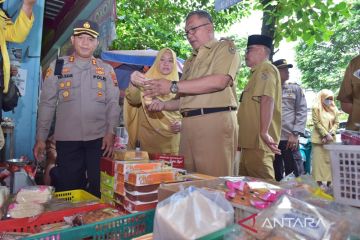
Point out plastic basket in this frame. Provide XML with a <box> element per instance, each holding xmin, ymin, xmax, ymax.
<box><xmin>0</xmin><ymin>189</ymin><xmax>102</xmax><ymax>233</ymax></box>
<box><xmin>54</xmin><ymin>189</ymin><xmax>99</xmax><ymax>203</ymax></box>
<box><xmin>197</xmin><ymin>224</ymin><xmax>244</xmax><ymax>240</ymax></box>
<box><xmin>325</xmin><ymin>144</ymin><xmax>360</xmax><ymax>207</ymax></box>
<box><xmin>23</xmin><ymin>209</ymin><xmax>155</xmax><ymax>240</ymax></box>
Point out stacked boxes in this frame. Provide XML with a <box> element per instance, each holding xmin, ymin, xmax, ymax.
<box><xmin>100</xmin><ymin>156</ymin><xmax>186</xmax><ymax>213</ymax></box>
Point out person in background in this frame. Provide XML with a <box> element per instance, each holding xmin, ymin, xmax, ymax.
<box><xmin>272</xmin><ymin>59</ymin><xmax>307</xmax><ymax>181</ymax></box>
<box><xmin>237</xmin><ymin>35</ymin><xmax>282</xmax><ymax>181</ymax></box>
<box><xmin>0</xmin><ymin>0</ymin><xmax>36</xmax><ymax>119</ymax></box>
<box><xmin>311</xmin><ymin>89</ymin><xmax>339</xmax><ymax>188</ymax></box>
<box><xmin>33</xmin><ymin>20</ymin><xmax>120</xmax><ymax>197</ymax></box>
<box><xmin>144</xmin><ymin>10</ymin><xmax>240</xmax><ymax>177</ymax></box>
<box><xmin>125</xmin><ymin>48</ymin><xmax>182</xmax><ymax>154</ymax></box>
<box><xmin>337</xmin><ymin>54</ymin><xmax>360</xmax><ymax>131</ymax></box>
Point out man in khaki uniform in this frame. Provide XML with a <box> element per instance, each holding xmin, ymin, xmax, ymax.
<box><xmin>337</xmin><ymin>55</ymin><xmax>360</xmax><ymax>131</ymax></box>
<box><xmin>144</xmin><ymin>10</ymin><xmax>240</xmax><ymax>177</ymax></box>
<box><xmin>237</xmin><ymin>35</ymin><xmax>281</xmax><ymax>180</ymax></box>
<box><xmin>33</xmin><ymin>20</ymin><xmax>120</xmax><ymax>197</ymax></box>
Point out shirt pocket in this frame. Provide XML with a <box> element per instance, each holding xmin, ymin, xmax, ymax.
<box><xmin>58</xmin><ymin>79</ymin><xmax>79</xmax><ymax>102</ymax></box>
<box><xmin>91</xmin><ymin>78</ymin><xmax>107</xmax><ymax>103</ymax></box>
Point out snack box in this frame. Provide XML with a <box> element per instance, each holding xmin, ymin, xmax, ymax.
<box><xmin>149</xmin><ymin>153</ymin><xmax>185</xmax><ymax>169</ymax></box>
<box><xmin>128</xmin><ymin>169</ymin><xmax>186</xmax><ymax>186</ymax></box>
<box><xmin>126</xmin><ymin>191</ymin><xmax>158</xmax><ymax>203</ymax></box>
<box><xmin>101</xmin><ymin>171</ymin><xmax>115</xmax><ymax>188</ymax></box>
<box><xmin>124</xmin><ymin>182</ymin><xmax>160</xmax><ymax>194</ymax></box>
<box><xmin>114</xmin><ymin>182</ymin><xmax>125</xmax><ymax>196</ymax></box>
<box><xmin>116</xmin><ymin>161</ymin><xmax>163</xmax><ymax>175</ymax></box>
<box><xmin>113</xmin><ymin>150</ymin><xmax>149</xmax><ymax>161</ymax></box>
<box><xmin>100</xmin><ymin>183</ymin><xmax>114</xmax><ymax>199</ymax></box>
<box><xmin>124</xmin><ymin>197</ymin><xmax>157</xmax><ymax>213</ymax></box>
<box><xmin>114</xmin><ymin>192</ymin><xmax>125</xmax><ymax>205</ymax></box>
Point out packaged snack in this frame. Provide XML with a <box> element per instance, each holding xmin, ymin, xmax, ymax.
<box><xmin>8</xmin><ymin>202</ymin><xmax>44</xmax><ymax>218</ymax></box>
<box><xmin>16</xmin><ymin>186</ymin><xmax>54</xmax><ymax>204</ymax></box>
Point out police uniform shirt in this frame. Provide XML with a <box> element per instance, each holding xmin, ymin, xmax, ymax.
<box><xmin>238</xmin><ymin>60</ymin><xmax>282</xmax><ymax>152</ymax></box>
<box><xmin>36</xmin><ymin>55</ymin><xmax>120</xmax><ymax>141</ymax></box>
<box><xmin>280</xmin><ymin>83</ymin><xmax>307</xmax><ymax>140</ymax></box>
<box><xmin>179</xmin><ymin>39</ymin><xmax>240</xmax><ymax>110</ymax></box>
<box><xmin>337</xmin><ymin>55</ymin><xmax>360</xmax><ymax>131</ymax></box>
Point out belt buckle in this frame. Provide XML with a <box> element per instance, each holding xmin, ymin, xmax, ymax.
<box><xmin>182</xmin><ymin>111</ymin><xmax>189</xmax><ymax>117</ymax></box>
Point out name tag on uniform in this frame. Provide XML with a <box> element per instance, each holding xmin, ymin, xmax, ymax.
<box><xmin>93</xmin><ymin>75</ymin><xmax>106</xmax><ymax>81</ymax></box>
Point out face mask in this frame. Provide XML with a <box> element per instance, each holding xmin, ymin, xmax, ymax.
<box><xmin>324</xmin><ymin>99</ymin><xmax>333</xmax><ymax>106</ymax></box>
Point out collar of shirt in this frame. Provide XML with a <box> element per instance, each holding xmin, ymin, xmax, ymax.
<box><xmin>191</xmin><ymin>39</ymin><xmax>218</xmax><ymax>56</ymax></box>
<box><xmin>250</xmin><ymin>60</ymin><xmax>272</xmax><ymax>73</ymax></box>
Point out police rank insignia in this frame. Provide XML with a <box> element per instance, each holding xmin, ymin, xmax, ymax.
<box><xmin>45</xmin><ymin>68</ymin><xmax>53</xmax><ymax>79</ymax></box>
<box><xmin>98</xmin><ymin>91</ymin><xmax>103</xmax><ymax>97</ymax></box>
<box><xmin>59</xmin><ymin>82</ymin><xmax>65</xmax><ymax>89</ymax></box>
<box><xmin>62</xmin><ymin>67</ymin><xmax>70</xmax><ymax>74</ymax></box>
<box><xmin>66</xmin><ymin>81</ymin><xmax>71</xmax><ymax>87</ymax></box>
<box><xmin>96</xmin><ymin>67</ymin><xmax>105</xmax><ymax>75</ymax></box>
<box><xmin>63</xmin><ymin>90</ymin><xmax>70</xmax><ymax>98</ymax></box>
<box><xmin>69</xmin><ymin>56</ymin><xmax>75</xmax><ymax>62</ymax></box>
<box><xmin>97</xmin><ymin>82</ymin><xmax>103</xmax><ymax>89</ymax></box>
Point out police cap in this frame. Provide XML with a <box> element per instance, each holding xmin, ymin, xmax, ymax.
<box><xmin>247</xmin><ymin>34</ymin><xmax>272</xmax><ymax>49</ymax></box>
<box><xmin>73</xmin><ymin>19</ymin><xmax>99</xmax><ymax>38</ymax></box>
<box><xmin>273</xmin><ymin>59</ymin><xmax>293</xmax><ymax>69</ymax></box>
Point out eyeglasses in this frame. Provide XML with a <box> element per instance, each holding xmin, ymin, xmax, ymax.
<box><xmin>184</xmin><ymin>23</ymin><xmax>211</xmax><ymax>37</ymax></box>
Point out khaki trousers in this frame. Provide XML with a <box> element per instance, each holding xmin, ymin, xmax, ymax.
<box><xmin>180</xmin><ymin>111</ymin><xmax>238</xmax><ymax>177</ymax></box>
<box><xmin>239</xmin><ymin>148</ymin><xmax>275</xmax><ymax>180</ymax></box>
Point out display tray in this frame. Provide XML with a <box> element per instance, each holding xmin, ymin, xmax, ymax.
<box><xmin>23</xmin><ymin>209</ymin><xmax>155</xmax><ymax>240</ymax></box>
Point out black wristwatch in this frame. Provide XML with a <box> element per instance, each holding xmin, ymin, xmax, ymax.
<box><xmin>292</xmin><ymin>131</ymin><xmax>300</xmax><ymax>137</ymax></box>
<box><xmin>170</xmin><ymin>81</ymin><xmax>178</xmax><ymax>94</ymax></box>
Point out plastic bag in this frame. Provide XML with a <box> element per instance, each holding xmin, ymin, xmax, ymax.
<box><xmin>153</xmin><ymin>186</ymin><xmax>234</xmax><ymax>240</ymax></box>
<box><xmin>249</xmin><ymin>195</ymin><xmax>350</xmax><ymax>240</ymax></box>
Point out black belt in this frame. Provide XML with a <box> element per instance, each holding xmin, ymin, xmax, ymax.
<box><xmin>181</xmin><ymin>106</ymin><xmax>237</xmax><ymax>118</ymax></box>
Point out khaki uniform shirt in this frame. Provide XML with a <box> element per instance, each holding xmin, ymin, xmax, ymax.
<box><xmin>337</xmin><ymin>55</ymin><xmax>360</xmax><ymax>131</ymax></box>
<box><xmin>36</xmin><ymin>55</ymin><xmax>120</xmax><ymax>141</ymax></box>
<box><xmin>281</xmin><ymin>83</ymin><xmax>307</xmax><ymax>140</ymax></box>
<box><xmin>180</xmin><ymin>39</ymin><xmax>240</xmax><ymax>110</ymax></box>
<box><xmin>238</xmin><ymin>60</ymin><xmax>282</xmax><ymax>152</ymax></box>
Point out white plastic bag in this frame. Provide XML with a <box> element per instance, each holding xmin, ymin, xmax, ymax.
<box><xmin>153</xmin><ymin>186</ymin><xmax>234</xmax><ymax>240</ymax></box>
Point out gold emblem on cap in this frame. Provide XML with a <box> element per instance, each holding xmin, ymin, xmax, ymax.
<box><xmin>83</xmin><ymin>22</ymin><xmax>91</xmax><ymax>29</ymax></box>
<box><xmin>63</xmin><ymin>90</ymin><xmax>70</xmax><ymax>98</ymax></box>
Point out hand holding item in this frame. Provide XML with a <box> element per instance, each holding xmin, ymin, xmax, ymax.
<box><xmin>144</xmin><ymin>79</ymin><xmax>171</xmax><ymax>98</ymax></box>
<box><xmin>130</xmin><ymin>71</ymin><xmax>147</xmax><ymax>88</ymax></box>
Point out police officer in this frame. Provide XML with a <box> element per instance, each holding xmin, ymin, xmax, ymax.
<box><xmin>272</xmin><ymin>59</ymin><xmax>307</xmax><ymax>181</ymax></box>
<box><xmin>33</xmin><ymin>20</ymin><xmax>120</xmax><ymax>197</ymax></box>
<box><xmin>237</xmin><ymin>35</ymin><xmax>282</xmax><ymax>180</ymax></box>
<box><xmin>143</xmin><ymin>10</ymin><xmax>240</xmax><ymax>177</ymax></box>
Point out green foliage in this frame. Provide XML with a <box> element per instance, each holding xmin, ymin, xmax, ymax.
<box><xmin>113</xmin><ymin>0</ymin><xmax>250</xmax><ymax>59</ymax></box>
<box><xmin>295</xmin><ymin>2</ymin><xmax>360</xmax><ymax>93</ymax></box>
<box><xmin>257</xmin><ymin>0</ymin><xmax>351</xmax><ymax>47</ymax></box>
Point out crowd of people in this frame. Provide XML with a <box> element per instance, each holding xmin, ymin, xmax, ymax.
<box><xmin>0</xmin><ymin>2</ymin><xmax>357</xmax><ymax>196</ymax></box>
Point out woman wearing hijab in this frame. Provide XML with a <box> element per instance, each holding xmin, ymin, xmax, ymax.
<box><xmin>311</xmin><ymin>89</ymin><xmax>339</xmax><ymax>187</ymax></box>
<box><xmin>124</xmin><ymin>48</ymin><xmax>181</xmax><ymax>154</ymax></box>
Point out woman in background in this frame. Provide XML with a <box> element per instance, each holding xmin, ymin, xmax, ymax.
<box><xmin>311</xmin><ymin>89</ymin><xmax>339</xmax><ymax>188</ymax></box>
<box><xmin>124</xmin><ymin>48</ymin><xmax>181</xmax><ymax>155</ymax></box>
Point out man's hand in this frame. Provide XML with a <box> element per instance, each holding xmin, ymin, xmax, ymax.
<box><xmin>130</xmin><ymin>71</ymin><xmax>147</xmax><ymax>88</ymax></box>
<box><xmin>102</xmin><ymin>133</ymin><xmax>114</xmax><ymax>157</ymax></box>
<box><xmin>33</xmin><ymin>140</ymin><xmax>46</xmax><ymax>162</ymax></box>
<box><xmin>261</xmin><ymin>132</ymin><xmax>281</xmax><ymax>155</ymax></box>
<box><xmin>144</xmin><ymin>79</ymin><xmax>171</xmax><ymax>97</ymax></box>
<box><xmin>286</xmin><ymin>133</ymin><xmax>299</xmax><ymax>151</ymax></box>
<box><xmin>146</xmin><ymin>98</ymin><xmax>165</xmax><ymax>112</ymax></box>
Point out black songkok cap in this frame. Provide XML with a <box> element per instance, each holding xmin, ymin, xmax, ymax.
<box><xmin>247</xmin><ymin>34</ymin><xmax>273</xmax><ymax>49</ymax></box>
<box><xmin>273</xmin><ymin>59</ymin><xmax>293</xmax><ymax>69</ymax></box>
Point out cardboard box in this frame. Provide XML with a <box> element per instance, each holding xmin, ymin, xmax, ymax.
<box><xmin>157</xmin><ymin>178</ymin><xmax>225</xmax><ymax>202</ymax></box>
<box><xmin>117</xmin><ymin>162</ymin><xmax>162</xmax><ymax>175</ymax></box>
<box><xmin>149</xmin><ymin>153</ymin><xmax>185</xmax><ymax>169</ymax></box>
<box><xmin>128</xmin><ymin>169</ymin><xmax>186</xmax><ymax>186</ymax></box>
<box><xmin>100</xmin><ymin>157</ymin><xmax>116</xmax><ymax>176</ymax></box>
<box><xmin>113</xmin><ymin>150</ymin><xmax>149</xmax><ymax>161</ymax></box>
